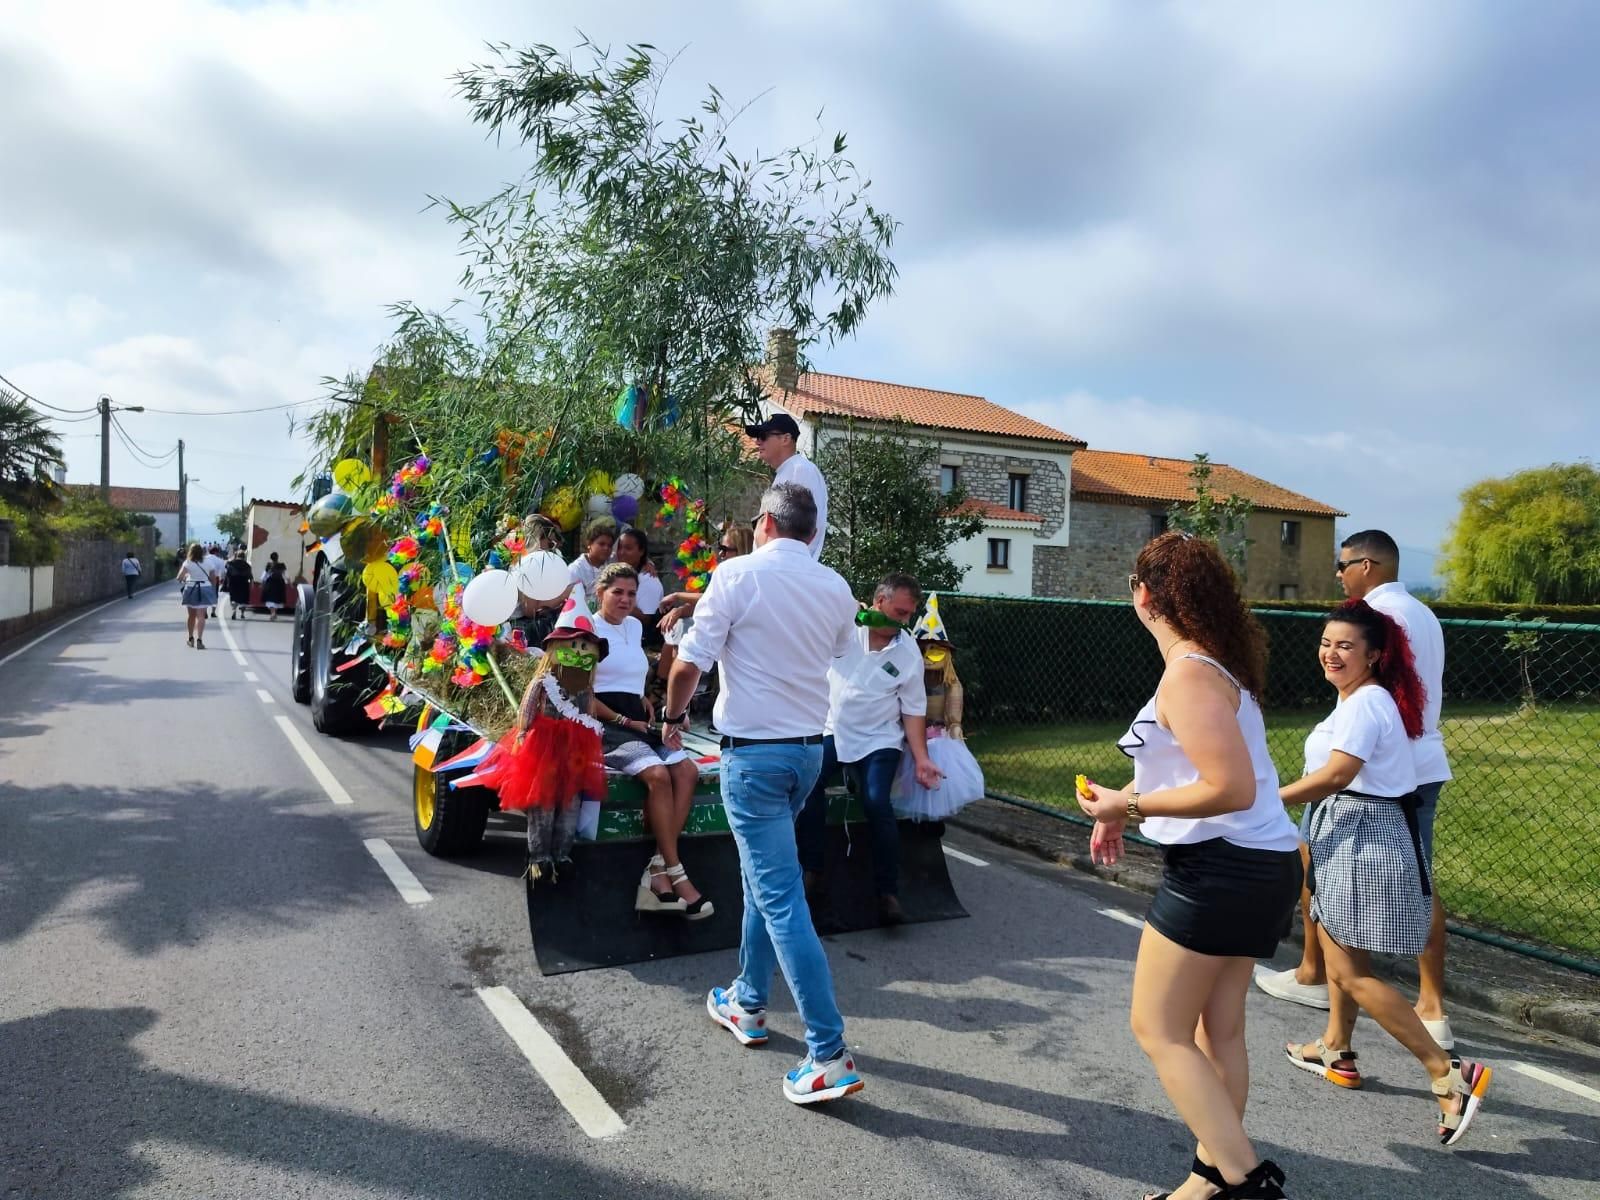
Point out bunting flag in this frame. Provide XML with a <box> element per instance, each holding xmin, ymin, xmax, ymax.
<box><xmin>415</xmin><ymin>703</ymin><xmax>434</xmax><ymax>734</ymax></box>
<box><xmin>411</xmin><ymin>725</ymin><xmax>445</xmax><ymax>770</ymax></box>
<box><xmin>407</xmin><ymin>711</ymin><xmax>452</xmax><ymax>751</ymax></box>
<box><xmin>337</xmin><ymin>645</ymin><xmax>376</xmax><ymax>672</ymax></box>
<box><xmin>434</xmin><ymin>737</ymin><xmax>492</xmax><ymax>774</ymax></box>
<box><xmin>450</xmin><ymin>744</ymin><xmax>507</xmax><ymax>790</ymax></box>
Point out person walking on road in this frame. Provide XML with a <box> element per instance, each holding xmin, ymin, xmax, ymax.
<box><xmin>663</xmin><ymin>481</ymin><xmax>864</xmax><ymax>1105</ymax></box>
<box><xmin>1257</xmin><ymin>530</ymin><xmax>1457</xmax><ymax>1048</ymax></box>
<box><xmin>260</xmin><ymin>553</ymin><xmax>288</xmax><ymax>620</ymax></box>
<box><xmin>745</xmin><ymin>411</ymin><xmax>828</xmax><ymax>559</ymax></box>
<box><xmin>1278</xmin><ymin>599</ymin><xmax>1491</xmax><ymax>1147</ymax></box>
<box><xmin>224</xmin><ymin>549</ymin><xmax>254</xmax><ymax>619</ymax></box>
<box><xmin>1076</xmin><ymin>532</ymin><xmax>1300</xmax><ymax>1200</ymax></box>
<box><xmin>202</xmin><ymin>544</ymin><xmax>227</xmax><ymax>618</ymax></box>
<box><xmin>120</xmin><ymin>549</ymin><xmax>141</xmax><ymax>599</ymax></box>
<box><xmin>177</xmin><ymin>543</ymin><xmax>216</xmax><ymax>649</ymax></box>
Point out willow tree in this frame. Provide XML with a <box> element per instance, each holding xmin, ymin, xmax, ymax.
<box><xmin>1439</xmin><ymin>462</ymin><xmax>1600</xmax><ymax>604</ymax></box>
<box><xmin>301</xmin><ymin>38</ymin><xmax>898</xmax><ymax>550</ymax></box>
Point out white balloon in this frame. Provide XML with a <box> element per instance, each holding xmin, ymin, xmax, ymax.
<box><xmin>613</xmin><ymin>472</ymin><xmax>645</xmax><ymax>499</ymax></box>
<box><xmin>460</xmin><ymin>569</ymin><xmax>520</xmax><ymax>628</ymax></box>
<box><xmin>516</xmin><ymin>550</ymin><xmax>571</xmax><ymax>602</ymax></box>
<box><xmin>585</xmin><ymin>492</ymin><xmax>612</xmax><ymax>517</ymax></box>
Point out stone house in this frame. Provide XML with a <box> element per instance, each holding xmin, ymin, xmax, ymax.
<box><xmin>1067</xmin><ymin>450</ymin><xmax>1345</xmax><ymax>602</ymax></box>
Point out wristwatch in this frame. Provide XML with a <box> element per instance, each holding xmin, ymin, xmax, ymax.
<box><xmin>1126</xmin><ymin>791</ymin><xmax>1143</xmax><ymax>822</ymax></box>
<box><xmin>662</xmin><ymin>710</ymin><xmax>688</xmax><ymax>728</ymax></box>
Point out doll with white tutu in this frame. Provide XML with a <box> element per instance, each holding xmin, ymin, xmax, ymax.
<box><xmin>892</xmin><ymin>594</ymin><xmax>985</xmax><ymax>819</ymax></box>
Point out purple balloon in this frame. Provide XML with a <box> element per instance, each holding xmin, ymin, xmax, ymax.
<box><xmin>611</xmin><ymin>493</ymin><xmax>639</xmax><ymax>523</ymax></box>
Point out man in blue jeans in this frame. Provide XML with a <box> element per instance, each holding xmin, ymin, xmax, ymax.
<box><xmin>797</xmin><ymin>573</ymin><xmax>943</xmax><ymax>925</ymax></box>
<box><xmin>664</xmin><ymin>481</ymin><xmax>864</xmax><ymax>1105</ymax></box>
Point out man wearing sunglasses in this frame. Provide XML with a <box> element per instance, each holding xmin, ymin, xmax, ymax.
<box><xmin>745</xmin><ymin>411</ymin><xmax>828</xmax><ymax>559</ymax></box>
<box><xmin>1258</xmin><ymin>529</ymin><xmax>1456</xmax><ymax>1051</ymax></box>
<box><xmin>664</xmin><ymin>481</ymin><xmax>864</xmax><ymax>1105</ymax></box>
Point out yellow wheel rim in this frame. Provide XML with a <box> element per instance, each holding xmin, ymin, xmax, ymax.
<box><xmin>414</xmin><ymin>767</ymin><xmax>436</xmax><ymax>831</ymax></box>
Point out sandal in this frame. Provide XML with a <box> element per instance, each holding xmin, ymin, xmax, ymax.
<box><xmin>1285</xmin><ymin>1038</ymin><xmax>1362</xmax><ymax>1088</ymax></box>
<box><xmin>1143</xmin><ymin>1155</ymin><xmax>1226</xmax><ymax>1199</ymax></box>
<box><xmin>187</xmin><ymin>635</ymin><xmax>194</xmax><ymax>647</ymax></box>
<box><xmin>1217</xmin><ymin>1161</ymin><xmax>1288</xmax><ymax>1198</ymax></box>
<box><xmin>635</xmin><ymin>855</ymin><xmax>684</xmax><ymax>914</ymax></box>
<box><xmin>665</xmin><ymin>862</ymin><xmax>714</xmax><ymax>920</ymax></box>
<box><xmin>1433</xmin><ymin>1057</ymin><xmax>1492</xmax><ymax>1146</ymax></box>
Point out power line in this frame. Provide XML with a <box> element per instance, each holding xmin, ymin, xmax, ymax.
<box><xmin>110</xmin><ymin>413</ymin><xmax>177</xmax><ymax>464</ymax></box>
<box><xmin>0</xmin><ymin>370</ymin><xmax>98</xmax><ymax>414</ymax></box>
<box><xmin>135</xmin><ymin>399</ymin><xmax>329</xmax><ymax>417</ymax></box>
<box><xmin>110</xmin><ymin>418</ymin><xmax>176</xmax><ymax>468</ymax></box>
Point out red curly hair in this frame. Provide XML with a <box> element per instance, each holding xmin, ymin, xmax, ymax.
<box><xmin>1134</xmin><ymin>532</ymin><xmax>1267</xmax><ymax>696</ymax></box>
<box><xmin>1325</xmin><ymin>599</ymin><xmax>1427</xmax><ymax>739</ymax></box>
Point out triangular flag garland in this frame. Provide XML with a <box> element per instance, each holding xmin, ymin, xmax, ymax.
<box><xmin>412</xmin><ymin>725</ymin><xmax>445</xmax><ymax>770</ymax></box>
<box><xmin>433</xmin><ymin>737</ymin><xmax>492</xmax><ymax>774</ymax></box>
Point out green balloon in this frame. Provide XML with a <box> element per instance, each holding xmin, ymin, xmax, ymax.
<box><xmin>307</xmin><ymin>492</ymin><xmax>355</xmax><ymax>538</ymax></box>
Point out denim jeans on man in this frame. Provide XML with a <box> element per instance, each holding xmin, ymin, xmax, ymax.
<box><xmin>795</xmin><ymin>736</ymin><xmax>839</xmax><ymax>879</ymax></box>
<box><xmin>723</xmin><ymin>741</ymin><xmax>846</xmax><ymax>1061</ymax></box>
<box><xmin>796</xmin><ymin>736</ymin><xmax>902</xmax><ymax>897</ymax></box>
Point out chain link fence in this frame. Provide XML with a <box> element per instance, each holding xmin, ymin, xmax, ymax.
<box><xmin>939</xmin><ymin>593</ymin><xmax>1600</xmax><ymax>971</ymax></box>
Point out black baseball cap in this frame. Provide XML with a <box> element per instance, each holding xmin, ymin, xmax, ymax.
<box><xmin>744</xmin><ymin>412</ymin><xmax>801</xmax><ymax>440</ymax></box>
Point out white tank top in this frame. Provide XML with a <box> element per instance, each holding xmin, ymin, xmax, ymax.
<box><xmin>1118</xmin><ymin>653</ymin><xmax>1300</xmax><ymax>852</ymax></box>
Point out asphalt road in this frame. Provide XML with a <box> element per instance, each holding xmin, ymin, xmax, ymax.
<box><xmin>3</xmin><ymin>589</ymin><xmax>1599</xmax><ymax>1200</ymax></box>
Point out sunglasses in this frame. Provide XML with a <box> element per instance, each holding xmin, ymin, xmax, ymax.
<box><xmin>750</xmin><ymin>512</ymin><xmax>770</xmax><ymax>530</ymax></box>
<box><xmin>715</xmin><ymin>544</ymin><xmax>734</xmax><ymax>556</ymax></box>
<box><xmin>1335</xmin><ymin>557</ymin><xmax>1375</xmax><ymax>574</ymax></box>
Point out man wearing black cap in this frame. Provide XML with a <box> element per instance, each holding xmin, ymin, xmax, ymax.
<box><xmin>744</xmin><ymin>411</ymin><xmax>828</xmax><ymax>559</ymax></box>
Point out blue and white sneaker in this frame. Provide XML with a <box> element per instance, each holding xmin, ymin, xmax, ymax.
<box><xmin>782</xmin><ymin>1048</ymin><xmax>865</xmax><ymax>1105</ymax></box>
<box><xmin>706</xmin><ymin>986</ymin><xmax>768</xmax><ymax>1046</ymax></box>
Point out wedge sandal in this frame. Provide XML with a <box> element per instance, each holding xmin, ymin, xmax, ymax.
<box><xmin>665</xmin><ymin>861</ymin><xmax>714</xmax><ymax>920</ymax></box>
<box><xmin>1434</xmin><ymin>1056</ymin><xmax>1492</xmax><ymax>1146</ymax></box>
<box><xmin>1143</xmin><ymin>1155</ymin><xmax>1225</xmax><ymax>1199</ymax></box>
<box><xmin>1285</xmin><ymin>1038</ymin><xmax>1362</xmax><ymax>1088</ymax></box>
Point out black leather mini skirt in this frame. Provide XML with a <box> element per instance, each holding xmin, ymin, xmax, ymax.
<box><xmin>1146</xmin><ymin>837</ymin><xmax>1303</xmax><ymax>959</ymax></box>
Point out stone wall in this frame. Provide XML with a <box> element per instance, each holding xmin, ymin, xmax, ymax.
<box><xmin>1050</xmin><ymin>500</ymin><xmax>1153</xmax><ymax>598</ymax></box>
<box><xmin>946</xmin><ymin>449</ymin><xmax>1066</xmax><ymax>536</ymax></box>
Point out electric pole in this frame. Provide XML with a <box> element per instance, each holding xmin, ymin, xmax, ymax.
<box><xmin>178</xmin><ymin>439</ymin><xmax>187</xmax><ymax>548</ymax></box>
<box><xmin>99</xmin><ymin>396</ymin><xmax>111</xmax><ymax>501</ymax></box>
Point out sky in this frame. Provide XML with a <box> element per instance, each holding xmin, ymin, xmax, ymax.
<box><xmin>4</xmin><ymin>1</ymin><xmax>1597</xmax><ymax>580</ymax></box>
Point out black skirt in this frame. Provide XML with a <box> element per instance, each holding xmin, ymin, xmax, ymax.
<box><xmin>1146</xmin><ymin>837</ymin><xmax>1303</xmax><ymax>959</ymax></box>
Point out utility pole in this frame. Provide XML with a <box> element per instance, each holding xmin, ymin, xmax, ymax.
<box><xmin>178</xmin><ymin>439</ymin><xmax>187</xmax><ymax>548</ymax></box>
<box><xmin>98</xmin><ymin>396</ymin><xmax>111</xmax><ymax>501</ymax></box>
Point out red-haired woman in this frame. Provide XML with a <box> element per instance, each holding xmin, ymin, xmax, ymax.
<box><xmin>1280</xmin><ymin>600</ymin><xmax>1491</xmax><ymax>1146</ymax></box>
<box><xmin>1078</xmin><ymin>532</ymin><xmax>1298</xmax><ymax>1200</ymax></box>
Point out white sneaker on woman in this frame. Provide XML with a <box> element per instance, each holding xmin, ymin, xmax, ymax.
<box><xmin>1254</xmin><ymin>966</ymin><xmax>1331</xmax><ymax>1009</ymax></box>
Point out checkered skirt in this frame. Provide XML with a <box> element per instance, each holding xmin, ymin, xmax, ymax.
<box><xmin>1307</xmin><ymin>792</ymin><xmax>1432</xmax><ymax>956</ymax></box>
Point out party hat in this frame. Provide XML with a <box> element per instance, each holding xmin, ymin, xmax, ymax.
<box><xmin>911</xmin><ymin>593</ymin><xmax>954</xmax><ymax>648</ymax></box>
<box><xmin>542</xmin><ymin>583</ymin><xmax>608</xmax><ymax>659</ymax></box>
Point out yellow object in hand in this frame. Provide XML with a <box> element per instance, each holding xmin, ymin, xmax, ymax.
<box><xmin>1075</xmin><ymin>773</ymin><xmax>1093</xmax><ymax>799</ymax></box>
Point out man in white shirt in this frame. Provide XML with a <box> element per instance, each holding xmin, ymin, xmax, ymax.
<box><xmin>120</xmin><ymin>550</ymin><xmax>142</xmax><ymax>600</ymax></box>
<box><xmin>745</xmin><ymin>411</ymin><xmax>828</xmax><ymax>559</ymax></box>
<box><xmin>796</xmin><ymin>573</ymin><xmax>942</xmax><ymax>925</ymax></box>
<box><xmin>1258</xmin><ymin>529</ymin><xmax>1456</xmax><ymax>1048</ymax></box>
<box><xmin>202</xmin><ymin>545</ymin><xmax>227</xmax><ymax>618</ymax></box>
<box><xmin>664</xmin><ymin>481</ymin><xmax>864</xmax><ymax>1105</ymax></box>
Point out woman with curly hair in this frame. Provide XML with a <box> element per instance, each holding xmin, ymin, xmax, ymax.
<box><xmin>1077</xmin><ymin>532</ymin><xmax>1299</xmax><ymax>1200</ymax></box>
<box><xmin>1280</xmin><ymin>600</ymin><xmax>1491</xmax><ymax>1145</ymax></box>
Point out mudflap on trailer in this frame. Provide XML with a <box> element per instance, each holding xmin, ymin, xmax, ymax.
<box><xmin>525</xmin><ymin>818</ymin><xmax>967</xmax><ymax>976</ymax></box>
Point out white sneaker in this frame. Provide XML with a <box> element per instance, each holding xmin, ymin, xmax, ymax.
<box><xmin>1423</xmin><ymin>1016</ymin><xmax>1456</xmax><ymax>1050</ymax></box>
<box><xmin>1254</xmin><ymin>966</ymin><xmax>1331</xmax><ymax>1010</ymax></box>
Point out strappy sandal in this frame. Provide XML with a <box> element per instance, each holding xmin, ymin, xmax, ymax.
<box><xmin>1433</xmin><ymin>1056</ymin><xmax>1492</xmax><ymax>1146</ymax></box>
<box><xmin>635</xmin><ymin>855</ymin><xmax>683</xmax><ymax>914</ymax></box>
<box><xmin>664</xmin><ymin>861</ymin><xmax>714</xmax><ymax>920</ymax></box>
<box><xmin>1216</xmin><ymin>1160</ymin><xmax>1288</xmax><ymax>1198</ymax></box>
<box><xmin>1285</xmin><ymin>1038</ymin><xmax>1362</xmax><ymax>1088</ymax></box>
<box><xmin>1143</xmin><ymin>1155</ymin><xmax>1226</xmax><ymax>1199</ymax></box>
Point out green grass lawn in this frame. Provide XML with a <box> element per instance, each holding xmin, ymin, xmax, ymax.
<box><xmin>967</xmin><ymin>703</ymin><xmax>1600</xmax><ymax>961</ymax></box>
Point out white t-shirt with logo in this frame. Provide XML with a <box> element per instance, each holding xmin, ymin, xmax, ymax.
<box><xmin>825</xmin><ymin>626</ymin><xmax>928</xmax><ymax>763</ymax></box>
<box><xmin>1303</xmin><ymin>684</ymin><xmax>1418</xmax><ymax>798</ymax></box>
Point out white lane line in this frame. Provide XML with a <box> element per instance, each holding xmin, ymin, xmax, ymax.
<box><xmin>363</xmin><ymin>838</ymin><xmax>432</xmax><ymax>905</ymax></box>
<box><xmin>0</xmin><ymin>595</ymin><xmax>126</xmax><ymax>668</ymax></box>
<box><xmin>476</xmin><ymin>986</ymin><xmax>627</xmax><ymax>1139</ymax></box>
<box><xmin>942</xmin><ymin>844</ymin><xmax>989</xmax><ymax>867</ymax></box>
<box><xmin>245</xmin><ymin>671</ymin><xmax>259</xmax><ymax>682</ymax></box>
<box><xmin>1097</xmin><ymin>906</ymin><xmax>1146</xmax><ymax>930</ymax></box>
<box><xmin>256</xmin><ymin>688</ymin><xmax>276</xmax><ymax>704</ymax></box>
<box><xmin>272</xmin><ymin>714</ymin><xmax>353</xmax><ymax>805</ymax></box>
<box><xmin>1510</xmin><ymin>1061</ymin><xmax>1600</xmax><ymax>1106</ymax></box>
<box><xmin>217</xmin><ymin>617</ymin><xmax>248</xmax><ymax>666</ymax></box>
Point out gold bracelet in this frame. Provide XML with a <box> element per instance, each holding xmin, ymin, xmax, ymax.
<box><xmin>1126</xmin><ymin>791</ymin><xmax>1143</xmax><ymax>822</ymax></box>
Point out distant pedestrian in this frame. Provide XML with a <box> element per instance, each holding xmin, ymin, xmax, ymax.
<box><xmin>225</xmin><ymin>549</ymin><xmax>254</xmax><ymax>619</ymax></box>
<box><xmin>177</xmin><ymin>543</ymin><xmax>216</xmax><ymax>648</ymax></box>
<box><xmin>1076</xmin><ymin>532</ymin><xmax>1299</xmax><ymax>1199</ymax></box>
<box><xmin>120</xmin><ymin>550</ymin><xmax>141</xmax><ymax>599</ymax></box>
<box><xmin>664</xmin><ymin>482</ymin><xmax>864</xmax><ymax>1105</ymax></box>
<box><xmin>1278</xmin><ymin>599</ymin><xmax>1491</xmax><ymax>1147</ymax></box>
<box><xmin>202</xmin><ymin>544</ymin><xmax>226</xmax><ymax>618</ymax></box>
<box><xmin>745</xmin><ymin>411</ymin><xmax>828</xmax><ymax>559</ymax></box>
<box><xmin>260</xmin><ymin>553</ymin><xmax>288</xmax><ymax>621</ymax></box>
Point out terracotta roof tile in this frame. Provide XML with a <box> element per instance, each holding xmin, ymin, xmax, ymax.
<box><xmin>777</xmin><ymin>372</ymin><xmax>1084</xmax><ymax>447</ymax></box>
<box><xmin>957</xmin><ymin>498</ymin><xmax>1044</xmax><ymax>523</ymax></box>
<box><xmin>1071</xmin><ymin>450</ymin><xmax>1344</xmax><ymax>517</ymax></box>
<box><xmin>68</xmin><ymin>484</ymin><xmax>181</xmax><ymax>512</ymax></box>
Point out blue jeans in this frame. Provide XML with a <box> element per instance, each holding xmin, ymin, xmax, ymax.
<box><xmin>1415</xmin><ymin>780</ymin><xmax>1443</xmax><ymax>868</ymax></box>
<box><xmin>846</xmin><ymin>748</ymin><xmax>903</xmax><ymax>896</ymax></box>
<box><xmin>794</xmin><ymin>736</ymin><xmax>839</xmax><ymax>878</ymax></box>
<box><xmin>723</xmin><ymin>742</ymin><xmax>846</xmax><ymax>1061</ymax></box>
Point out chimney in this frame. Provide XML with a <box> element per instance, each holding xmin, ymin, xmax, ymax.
<box><xmin>766</xmin><ymin>327</ymin><xmax>798</xmax><ymax>394</ymax></box>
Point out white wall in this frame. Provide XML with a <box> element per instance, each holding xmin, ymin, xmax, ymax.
<box><xmin>248</xmin><ymin>504</ymin><xmax>308</xmax><ymax>582</ymax></box>
<box><xmin>0</xmin><ymin>565</ymin><xmax>54</xmax><ymax>620</ymax></box>
<box><xmin>950</xmin><ymin>523</ymin><xmax>1036</xmax><ymax>596</ymax></box>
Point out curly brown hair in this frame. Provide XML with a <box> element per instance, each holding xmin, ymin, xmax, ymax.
<box><xmin>1134</xmin><ymin>532</ymin><xmax>1267</xmax><ymax>695</ymax></box>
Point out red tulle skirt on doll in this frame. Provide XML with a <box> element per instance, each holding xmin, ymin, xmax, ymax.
<box><xmin>492</xmin><ymin>714</ymin><xmax>606</xmax><ymax>812</ymax></box>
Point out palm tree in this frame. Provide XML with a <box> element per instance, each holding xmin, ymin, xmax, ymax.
<box><xmin>0</xmin><ymin>387</ymin><xmax>66</xmax><ymax>508</ymax></box>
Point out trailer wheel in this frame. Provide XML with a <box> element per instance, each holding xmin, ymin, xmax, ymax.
<box><xmin>414</xmin><ymin>762</ymin><xmax>492</xmax><ymax>857</ymax></box>
<box><xmin>290</xmin><ymin>582</ymin><xmax>315</xmax><ymax>704</ymax></box>
<box><xmin>310</xmin><ymin>567</ymin><xmax>380</xmax><ymax>737</ymax></box>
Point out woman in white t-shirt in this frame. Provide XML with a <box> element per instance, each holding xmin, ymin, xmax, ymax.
<box><xmin>1279</xmin><ymin>600</ymin><xmax>1491</xmax><ymax>1147</ymax></box>
<box><xmin>175</xmin><ymin>543</ymin><xmax>216</xmax><ymax>649</ymax></box>
<box><xmin>588</xmin><ymin>563</ymin><xmax>710</xmax><ymax>920</ymax></box>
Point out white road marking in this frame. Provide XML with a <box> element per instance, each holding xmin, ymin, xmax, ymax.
<box><xmin>0</xmin><ymin>595</ymin><xmax>126</xmax><ymax>668</ymax></box>
<box><xmin>363</xmin><ymin>838</ymin><xmax>432</xmax><ymax>905</ymax></box>
<box><xmin>1097</xmin><ymin>907</ymin><xmax>1146</xmax><ymax>930</ymax></box>
<box><xmin>1510</xmin><ymin>1061</ymin><xmax>1600</xmax><ymax>1106</ymax></box>
<box><xmin>217</xmin><ymin>617</ymin><xmax>248</xmax><ymax>666</ymax></box>
<box><xmin>272</xmin><ymin>715</ymin><xmax>353</xmax><ymax>805</ymax></box>
<box><xmin>476</xmin><ymin>986</ymin><xmax>627</xmax><ymax>1139</ymax></box>
<box><xmin>256</xmin><ymin>688</ymin><xmax>275</xmax><ymax>704</ymax></box>
<box><xmin>942</xmin><ymin>845</ymin><xmax>989</xmax><ymax>867</ymax></box>
<box><xmin>245</xmin><ymin>671</ymin><xmax>259</xmax><ymax>682</ymax></box>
